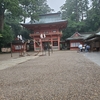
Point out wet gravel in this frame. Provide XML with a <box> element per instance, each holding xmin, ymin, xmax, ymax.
<box><xmin>0</xmin><ymin>51</ymin><xmax>100</xmax><ymax>100</ymax></box>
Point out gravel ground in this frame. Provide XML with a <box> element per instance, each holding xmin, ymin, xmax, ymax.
<box><xmin>0</xmin><ymin>51</ymin><xmax>100</xmax><ymax>100</ymax></box>
<box><xmin>0</xmin><ymin>52</ymin><xmax>35</xmax><ymax>61</ymax></box>
<box><xmin>0</xmin><ymin>53</ymin><xmax>19</xmax><ymax>61</ymax></box>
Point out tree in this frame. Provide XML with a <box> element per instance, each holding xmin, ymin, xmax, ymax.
<box><xmin>86</xmin><ymin>0</ymin><xmax>100</xmax><ymax>31</ymax></box>
<box><xmin>61</xmin><ymin>18</ymin><xmax>86</xmax><ymax>40</ymax></box>
<box><xmin>61</xmin><ymin>0</ymin><xmax>89</xmax><ymax>40</ymax></box>
<box><xmin>19</xmin><ymin>0</ymin><xmax>53</xmax><ymax>23</ymax></box>
<box><xmin>61</xmin><ymin>0</ymin><xmax>89</xmax><ymax>21</ymax></box>
<box><xmin>78</xmin><ymin>0</ymin><xmax>89</xmax><ymax>21</ymax></box>
<box><xmin>0</xmin><ymin>24</ymin><xmax>13</xmax><ymax>48</ymax></box>
<box><xmin>0</xmin><ymin>0</ymin><xmax>53</xmax><ymax>50</ymax></box>
<box><xmin>0</xmin><ymin>34</ymin><xmax>2</xmax><ymax>37</ymax></box>
<box><xmin>0</xmin><ymin>0</ymin><xmax>21</xmax><ymax>31</ymax></box>
<box><xmin>37</xmin><ymin>0</ymin><xmax>54</xmax><ymax>15</ymax></box>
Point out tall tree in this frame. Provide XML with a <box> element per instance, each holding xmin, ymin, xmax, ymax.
<box><xmin>0</xmin><ymin>34</ymin><xmax>2</xmax><ymax>37</ymax></box>
<box><xmin>86</xmin><ymin>0</ymin><xmax>100</xmax><ymax>31</ymax></box>
<box><xmin>0</xmin><ymin>0</ymin><xmax>21</xmax><ymax>31</ymax></box>
<box><xmin>19</xmin><ymin>0</ymin><xmax>53</xmax><ymax>23</ymax></box>
<box><xmin>61</xmin><ymin>0</ymin><xmax>89</xmax><ymax>21</ymax></box>
<box><xmin>38</xmin><ymin>0</ymin><xmax>54</xmax><ymax>15</ymax></box>
<box><xmin>0</xmin><ymin>24</ymin><xmax>13</xmax><ymax>48</ymax></box>
<box><xmin>61</xmin><ymin>0</ymin><xmax>89</xmax><ymax>40</ymax></box>
<box><xmin>78</xmin><ymin>0</ymin><xmax>89</xmax><ymax>21</ymax></box>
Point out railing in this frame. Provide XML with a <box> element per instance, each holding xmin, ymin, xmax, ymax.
<box><xmin>30</xmin><ymin>32</ymin><xmax>62</xmax><ymax>36</ymax></box>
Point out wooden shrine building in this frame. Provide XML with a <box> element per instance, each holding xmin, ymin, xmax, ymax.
<box><xmin>66</xmin><ymin>32</ymin><xmax>92</xmax><ymax>50</ymax></box>
<box><xmin>21</xmin><ymin>13</ymin><xmax>67</xmax><ymax>51</ymax></box>
<box><xmin>85</xmin><ymin>31</ymin><xmax>100</xmax><ymax>51</ymax></box>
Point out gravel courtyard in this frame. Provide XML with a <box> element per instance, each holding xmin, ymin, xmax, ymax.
<box><xmin>0</xmin><ymin>51</ymin><xmax>100</xmax><ymax>100</ymax></box>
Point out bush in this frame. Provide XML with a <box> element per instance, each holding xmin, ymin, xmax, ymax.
<box><xmin>0</xmin><ymin>24</ymin><xmax>14</xmax><ymax>49</ymax></box>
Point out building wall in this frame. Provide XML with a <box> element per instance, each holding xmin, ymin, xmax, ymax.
<box><xmin>70</xmin><ymin>40</ymin><xmax>83</xmax><ymax>50</ymax></box>
<box><xmin>12</xmin><ymin>44</ymin><xmax>26</xmax><ymax>52</ymax></box>
<box><xmin>88</xmin><ymin>39</ymin><xmax>100</xmax><ymax>51</ymax></box>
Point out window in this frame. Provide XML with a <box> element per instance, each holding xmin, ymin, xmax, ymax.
<box><xmin>36</xmin><ymin>32</ymin><xmax>39</xmax><ymax>34</ymax></box>
<box><xmin>53</xmin><ymin>30</ymin><xmax>56</xmax><ymax>33</ymax></box>
<box><xmin>44</xmin><ymin>31</ymin><xmax>48</xmax><ymax>34</ymax></box>
<box><xmin>71</xmin><ymin>42</ymin><xmax>80</xmax><ymax>47</ymax></box>
<box><xmin>53</xmin><ymin>41</ymin><xmax>58</xmax><ymax>46</ymax></box>
<box><xmin>15</xmin><ymin>45</ymin><xmax>23</xmax><ymax>50</ymax></box>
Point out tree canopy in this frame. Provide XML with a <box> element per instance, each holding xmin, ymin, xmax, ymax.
<box><xmin>61</xmin><ymin>0</ymin><xmax>100</xmax><ymax>40</ymax></box>
<box><xmin>0</xmin><ymin>0</ymin><xmax>21</xmax><ymax>30</ymax></box>
<box><xmin>0</xmin><ymin>0</ymin><xmax>100</xmax><ymax>49</ymax></box>
<box><xmin>0</xmin><ymin>0</ymin><xmax>53</xmax><ymax>49</ymax></box>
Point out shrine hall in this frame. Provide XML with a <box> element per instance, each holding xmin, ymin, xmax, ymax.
<box><xmin>21</xmin><ymin>12</ymin><xmax>67</xmax><ymax>51</ymax></box>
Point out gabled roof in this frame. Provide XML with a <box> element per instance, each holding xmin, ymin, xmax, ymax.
<box><xmin>66</xmin><ymin>32</ymin><xmax>94</xmax><ymax>40</ymax></box>
<box><xmin>66</xmin><ymin>32</ymin><xmax>94</xmax><ymax>41</ymax></box>
<box><xmin>70</xmin><ymin>32</ymin><xmax>82</xmax><ymax>38</ymax></box>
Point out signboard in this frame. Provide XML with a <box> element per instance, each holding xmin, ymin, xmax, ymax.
<box><xmin>1</xmin><ymin>48</ymin><xmax>11</xmax><ymax>52</ymax></box>
<box><xmin>14</xmin><ymin>45</ymin><xmax>23</xmax><ymax>50</ymax></box>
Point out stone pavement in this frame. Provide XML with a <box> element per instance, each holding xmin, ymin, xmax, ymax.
<box><xmin>83</xmin><ymin>52</ymin><xmax>100</xmax><ymax>66</ymax></box>
<box><xmin>0</xmin><ymin>51</ymin><xmax>100</xmax><ymax>100</ymax></box>
<box><xmin>0</xmin><ymin>52</ymin><xmax>39</xmax><ymax>70</ymax></box>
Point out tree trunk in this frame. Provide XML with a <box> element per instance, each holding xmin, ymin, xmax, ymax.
<box><xmin>76</xmin><ymin>0</ymin><xmax>79</xmax><ymax>22</ymax></box>
<box><xmin>81</xmin><ymin>12</ymin><xmax>83</xmax><ymax>21</ymax></box>
<box><xmin>0</xmin><ymin>15</ymin><xmax>4</xmax><ymax>31</ymax></box>
<box><xmin>23</xmin><ymin>17</ymin><xmax>26</xmax><ymax>23</ymax></box>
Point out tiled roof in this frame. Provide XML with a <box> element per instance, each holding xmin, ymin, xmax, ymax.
<box><xmin>25</xmin><ymin>13</ymin><xmax>67</xmax><ymax>25</ymax></box>
<box><xmin>85</xmin><ymin>31</ymin><xmax>100</xmax><ymax>39</ymax></box>
<box><xmin>66</xmin><ymin>32</ymin><xmax>92</xmax><ymax>40</ymax></box>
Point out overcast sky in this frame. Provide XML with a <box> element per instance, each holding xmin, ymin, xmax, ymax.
<box><xmin>47</xmin><ymin>0</ymin><xmax>66</xmax><ymax>12</ymax></box>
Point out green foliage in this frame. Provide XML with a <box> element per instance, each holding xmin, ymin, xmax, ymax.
<box><xmin>0</xmin><ymin>0</ymin><xmax>21</xmax><ymax>30</ymax></box>
<box><xmin>61</xmin><ymin>0</ymin><xmax>89</xmax><ymax>21</ymax></box>
<box><xmin>11</xmin><ymin>23</ymin><xmax>22</xmax><ymax>37</ymax></box>
<box><xmin>19</xmin><ymin>29</ymin><xmax>30</xmax><ymax>39</ymax></box>
<box><xmin>19</xmin><ymin>0</ymin><xmax>53</xmax><ymax>23</ymax></box>
<box><xmin>0</xmin><ymin>24</ymin><xmax>14</xmax><ymax>47</ymax></box>
<box><xmin>1</xmin><ymin>0</ymin><xmax>53</xmax><ymax>37</ymax></box>
<box><xmin>61</xmin><ymin>0</ymin><xmax>100</xmax><ymax>40</ymax></box>
<box><xmin>0</xmin><ymin>0</ymin><xmax>54</xmax><ymax>48</ymax></box>
<box><xmin>0</xmin><ymin>0</ymin><xmax>21</xmax><ymax>16</ymax></box>
<box><xmin>61</xmin><ymin>19</ymin><xmax>86</xmax><ymax>40</ymax></box>
<box><xmin>0</xmin><ymin>34</ymin><xmax>2</xmax><ymax>37</ymax></box>
<box><xmin>37</xmin><ymin>0</ymin><xmax>54</xmax><ymax>14</ymax></box>
<box><xmin>0</xmin><ymin>0</ymin><xmax>53</xmax><ymax>29</ymax></box>
<box><xmin>86</xmin><ymin>0</ymin><xmax>100</xmax><ymax>31</ymax></box>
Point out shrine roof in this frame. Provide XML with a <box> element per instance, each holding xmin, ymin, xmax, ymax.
<box><xmin>21</xmin><ymin>13</ymin><xmax>67</xmax><ymax>25</ymax></box>
<box><xmin>85</xmin><ymin>31</ymin><xmax>100</xmax><ymax>40</ymax></box>
<box><xmin>66</xmin><ymin>32</ymin><xmax>93</xmax><ymax>40</ymax></box>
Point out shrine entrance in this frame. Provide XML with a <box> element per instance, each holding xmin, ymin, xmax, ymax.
<box><xmin>21</xmin><ymin>13</ymin><xmax>67</xmax><ymax>51</ymax></box>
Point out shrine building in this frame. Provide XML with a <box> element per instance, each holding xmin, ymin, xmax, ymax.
<box><xmin>21</xmin><ymin>13</ymin><xmax>67</xmax><ymax>51</ymax></box>
<box><xmin>66</xmin><ymin>32</ymin><xmax>92</xmax><ymax>50</ymax></box>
